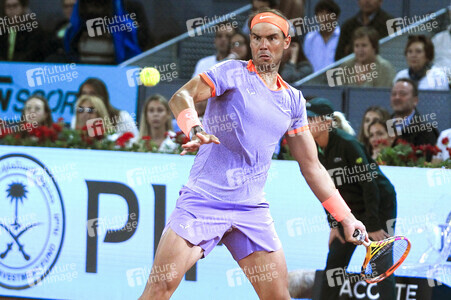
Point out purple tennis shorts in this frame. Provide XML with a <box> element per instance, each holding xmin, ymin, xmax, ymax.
<box><xmin>163</xmin><ymin>186</ymin><xmax>282</xmax><ymax>261</ymax></box>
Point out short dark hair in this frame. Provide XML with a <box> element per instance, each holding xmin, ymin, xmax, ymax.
<box><xmin>405</xmin><ymin>35</ymin><xmax>435</xmax><ymax>62</ymax></box>
<box><xmin>395</xmin><ymin>78</ymin><xmax>419</xmax><ymax>97</ymax></box>
<box><xmin>314</xmin><ymin>0</ymin><xmax>341</xmax><ymax>17</ymax></box>
<box><xmin>3</xmin><ymin>0</ymin><xmax>29</xmax><ymax>8</ymax></box>
<box><xmin>251</xmin><ymin>0</ymin><xmax>279</xmax><ymax>9</ymax></box>
<box><xmin>352</xmin><ymin>26</ymin><xmax>380</xmax><ymax>54</ymax></box>
<box><xmin>248</xmin><ymin>8</ymin><xmax>289</xmax><ymax>38</ymax></box>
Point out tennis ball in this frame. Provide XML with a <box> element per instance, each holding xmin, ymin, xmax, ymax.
<box><xmin>140</xmin><ymin>67</ymin><xmax>160</xmax><ymax>87</ymax></box>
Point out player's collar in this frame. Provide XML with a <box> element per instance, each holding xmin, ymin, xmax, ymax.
<box><xmin>246</xmin><ymin>60</ymin><xmax>288</xmax><ymax>91</ymax></box>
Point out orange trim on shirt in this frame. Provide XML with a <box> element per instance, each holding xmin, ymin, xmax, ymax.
<box><xmin>287</xmin><ymin>124</ymin><xmax>309</xmax><ymax>135</ymax></box>
<box><xmin>246</xmin><ymin>60</ymin><xmax>288</xmax><ymax>91</ymax></box>
<box><xmin>200</xmin><ymin>73</ymin><xmax>216</xmax><ymax>98</ymax></box>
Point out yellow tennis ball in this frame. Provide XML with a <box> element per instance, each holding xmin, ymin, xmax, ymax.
<box><xmin>140</xmin><ymin>67</ymin><xmax>160</xmax><ymax>87</ymax></box>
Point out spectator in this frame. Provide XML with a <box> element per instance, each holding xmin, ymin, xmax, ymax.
<box><xmin>279</xmin><ymin>0</ymin><xmax>303</xmax><ymax>20</ymax></box>
<box><xmin>21</xmin><ymin>95</ymin><xmax>53</xmax><ymax>127</ymax></box>
<box><xmin>64</xmin><ymin>0</ymin><xmax>141</xmax><ymax>64</ymax></box>
<box><xmin>279</xmin><ymin>38</ymin><xmax>313</xmax><ymax>83</ymax></box>
<box><xmin>192</xmin><ymin>24</ymin><xmax>235</xmax><ymax>77</ymax></box>
<box><xmin>306</xmin><ymin>97</ymin><xmax>397</xmax><ymax>300</ymax></box>
<box><xmin>368</xmin><ymin>119</ymin><xmax>394</xmax><ymax>160</ymax></box>
<box><xmin>242</xmin><ymin>0</ymin><xmax>279</xmax><ymax>35</ymax></box>
<box><xmin>229</xmin><ymin>31</ymin><xmax>251</xmax><ymax>60</ymax></box>
<box><xmin>124</xmin><ymin>0</ymin><xmax>155</xmax><ymax>51</ymax></box>
<box><xmin>432</xmin><ymin>23</ymin><xmax>451</xmax><ymax>85</ymax></box>
<box><xmin>0</xmin><ymin>0</ymin><xmax>49</xmax><ymax>61</ymax></box>
<box><xmin>393</xmin><ymin>35</ymin><xmax>449</xmax><ymax>91</ymax></box>
<box><xmin>72</xmin><ymin>78</ymin><xmax>139</xmax><ymax>140</ymax></box>
<box><xmin>335</xmin><ymin>0</ymin><xmax>393</xmax><ymax>61</ymax></box>
<box><xmin>357</xmin><ymin>106</ymin><xmax>390</xmax><ymax>154</ymax></box>
<box><xmin>45</xmin><ymin>0</ymin><xmax>76</xmax><ymax>62</ymax></box>
<box><xmin>74</xmin><ymin>95</ymin><xmax>112</xmax><ymax>133</ymax></box>
<box><xmin>390</xmin><ymin>78</ymin><xmax>439</xmax><ymax>147</ymax></box>
<box><xmin>139</xmin><ymin>94</ymin><xmax>178</xmax><ymax>153</ymax></box>
<box><xmin>433</xmin><ymin>128</ymin><xmax>451</xmax><ymax>162</ymax></box>
<box><xmin>303</xmin><ymin>0</ymin><xmax>341</xmax><ymax>72</ymax></box>
<box><xmin>339</xmin><ymin>27</ymin><xmax>395</xmax><ymax>87</ymax></box>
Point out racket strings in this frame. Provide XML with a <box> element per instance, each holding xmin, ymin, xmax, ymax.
<box><xmin>364</xmin><ymin>239</ymin><xmax>409</xmax><ymax>278</ymax></box>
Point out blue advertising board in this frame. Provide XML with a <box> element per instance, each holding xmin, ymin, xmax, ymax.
<box><xmin>0</xmin><ymin>146</ymin><xmax>449</xmax><ymax>299</ymax></box>
<box><xmin>0</xmin><ymin>62</ymin><xmax>138</xmax><ymax>123</ymax></box>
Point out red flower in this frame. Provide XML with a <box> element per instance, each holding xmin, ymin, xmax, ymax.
<box><xmin>81</xmin><ymin>125</ymin><xmax>88</xmax><ymax>131</ymax></box>
<box><xmin>115</xmin><ymin>132</ymin><xmax>134</xmax><ymax>147</ymax></box>
<box><xmin>397</xmin><ymin>139</ymin><xmax>409</xmax><ymax>145</ymax></box>
<box><xmin>57</xmin><ymin>117</ymin><xmax>65</xmax><ymax>123</ymax></box>
<box><xmin>52</xmin><ymin>123</ymin><xmax>63</xmax><ymax>133</ymax></box>
<box><xmin>142</xmin><ymin>136</ymin><xmax>151</xmax><ymax>141</ymax></box>
<box><xmin>281</xmin><ymin>138</ymin><xmax>288</xmax><ymax>147</ymax></box>
<box><xmin>442</xmin><ymin>137</ymin><xmax>449</xmax><ymax>146</ymax></box>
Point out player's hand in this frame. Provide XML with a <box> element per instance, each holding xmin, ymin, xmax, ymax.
<box><xmin>368</xmin><ymin>229</ymin><xmax>390</xmax><ymax>241</ymax></box>
<box><xmin>180</xmin><ymin>131</ymin><xmax>220</xmax><ymax>155</ymax></box>
<box><xmin>341</xmin><ymin>213</ymin><xmax>369</xmax><ymax>245</ymax></box>
<box><xmin>329</xmin><ymin>227</ymin><xmax>345</xmax><ymax>247</ymax></box>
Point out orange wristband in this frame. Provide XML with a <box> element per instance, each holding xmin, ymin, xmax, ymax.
<box><xmin>177</xmin><ymin>108</ymin><xmax>202</xmax><ymax>137</ymax></box>
<box><xmin>322</xmin><ymin>190</ymin><xmax>351</xmax><ymax>222</ymax></box>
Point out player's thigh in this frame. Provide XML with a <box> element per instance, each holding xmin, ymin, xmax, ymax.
<box><xmin>238</xmin><ymin>249</ymin><xmax>290</xmax><ymax>300</ymax></box>
<box><xmin>151</xmin><ymin>228</ymin><xmax>203</xmax><ymax>288</ymax></box>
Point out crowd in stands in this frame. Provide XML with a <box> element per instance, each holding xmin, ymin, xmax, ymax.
<box><xmin>0</xmin><ymin>0</ymin><xmax>449</xmax><ymax>165</ymax></box>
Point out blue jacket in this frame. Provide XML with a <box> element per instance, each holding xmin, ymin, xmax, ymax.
<box><xmin>64</xmin><ymin>0</ymin><xmax>142</xmax><ymax>63</ymax></box>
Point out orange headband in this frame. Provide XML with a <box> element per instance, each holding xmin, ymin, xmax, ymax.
<box><xmin>250</xmin><ymin>12</ymin><xmax>289</xmax><ymax>37</ymax></box>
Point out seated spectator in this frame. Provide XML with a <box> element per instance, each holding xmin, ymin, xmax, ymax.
<box><xmin>64</xmin><ymin>0</ymin><xmax>141</xmax><ymax>64</ymax></box>
<box><xmin>368</xmin><ymin>119</ymin><xmax>394</xmax><ymax>160</ymax></box>
<box><xmin>393</xmin><ymin>35</ymin><xmax>449</xmax><ymax>91</ymax></box>
<box><xmin>21</xmin><ymin>95</ymin><xmax>53</xmax><ymax>127</ymax></box>
<box><xmin>139</xmin><ymin>94</ymin><xmax>178</xmax><ymax>153</ymax></box>
<box><xmin>72</xmin><ymin>78</ymin><xmax>139</xmax><ymax>140</ymax></box>
<box><xmin>280</xmin><ymin>39</ymin><xmax>313</xmax><ymax>83</ymax></box>
<box><xmin>303</xmin><ymin>0</ymin><xmax>341</xmax><ymax>72</ymax></box>
<box><xmin>192</xmin><ymin>24</ymin><xmax>235</xmax><ymax>77</ymax></box>
<box><xmin>0</xmin><ymin>0</ymin><xmax>49</xmax><ymax>61</ymax></box>
<box><xmin>358</xmin><ymin>106</ymin><xmax>390</xmax><ymax>154</ymax></box>
<box><xmin>229</xmin><ymin>31</ymin><xmax>251</xmax><ymax>60</ymax></box>
<box><xmin>432</xmin><ymin>23</ymin><xmax>451</xmax><ymax>85</ymax></box>
<box><xmin>335</xmin><ymin>0</ymin><xmax>393</xmax><ymax>60</ymax></box>
<box><xmin>432</xmin><ymin>128</ymin><xmax>451</xmax><ymax>162</ymax></box>
<box><xmin>242</xmin><ymin>0</ymin><xmax>279</xmax><ymax>35</ymax></box>
<box><xmin>45</xmin><ymin>0</ymin><xmax>76</xmax><ymax>62</ymax></box>
<box><xmin>74</xmin><ymin>95</ymin><xmax>113</xmax><ymax>133</ymax></box>
<box><xmin>339</xmin><ymin>27</ymin><xmax>395</xmax><ymax>87</ymax></box>
<box><xmin>390</xmin><ymin>78</ymin><xmax>438</xmax><ymax>148</ymax></box>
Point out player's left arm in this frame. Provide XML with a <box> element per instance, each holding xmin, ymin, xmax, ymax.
<box><xmin>286</xmin><ymin>130</ymin><xmax>368</xmax><ymax>244</ymax></box>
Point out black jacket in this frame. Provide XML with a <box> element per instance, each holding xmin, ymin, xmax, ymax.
<box><xmin>318</xmin><ymin>128</ymin><xmax>397</xmax><ymax>232</ymax></box>
<box><xmin>393</xmin><ymin>109</ymin><xmax>439</xmax><ymax>146</ymax></box>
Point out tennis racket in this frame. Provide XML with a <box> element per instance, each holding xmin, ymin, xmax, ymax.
<box><xmin>353</xmin><ymin>229</ymin><xmax>411</xmax><ymax>283</ymax></box>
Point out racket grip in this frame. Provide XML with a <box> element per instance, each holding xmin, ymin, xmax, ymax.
<box><xmin>353</xmin><ymin>229</ymin><xmax>366</xmax><ymax>242</ymax></box>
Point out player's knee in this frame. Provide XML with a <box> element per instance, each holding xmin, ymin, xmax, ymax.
<box><xmin>142</xmin><ymin>278</ymin><xmax>177</xmax><ymax>300</ymax></box>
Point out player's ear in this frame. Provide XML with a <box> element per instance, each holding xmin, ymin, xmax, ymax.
<box><xmin>284</xmin><ymin>35</ymin><xmax>291</xmax><ymax>50</ymax></box>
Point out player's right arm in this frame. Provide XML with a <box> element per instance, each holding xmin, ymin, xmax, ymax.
<box><xmin>169</xmin><ymin>75</ymin><xmax>220</xmax><ymax>155</ymax></box>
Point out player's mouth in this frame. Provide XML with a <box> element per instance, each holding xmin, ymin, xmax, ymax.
<box><xmin>258</xmin><ymin>53</ymin><xmax>271</xmax><ymax>60</ymax></box>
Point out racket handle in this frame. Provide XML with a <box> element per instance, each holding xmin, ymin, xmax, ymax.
<box><xmin>353</xmin><ymin>229</ymin><xmax>367</xmax><ymax>244</ymax></box>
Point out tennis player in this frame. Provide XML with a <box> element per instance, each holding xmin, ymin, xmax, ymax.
<box><xmin>139</xmin><ymin>8</ymin><xmax>368</xmax><ymax>300</ymax></box>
